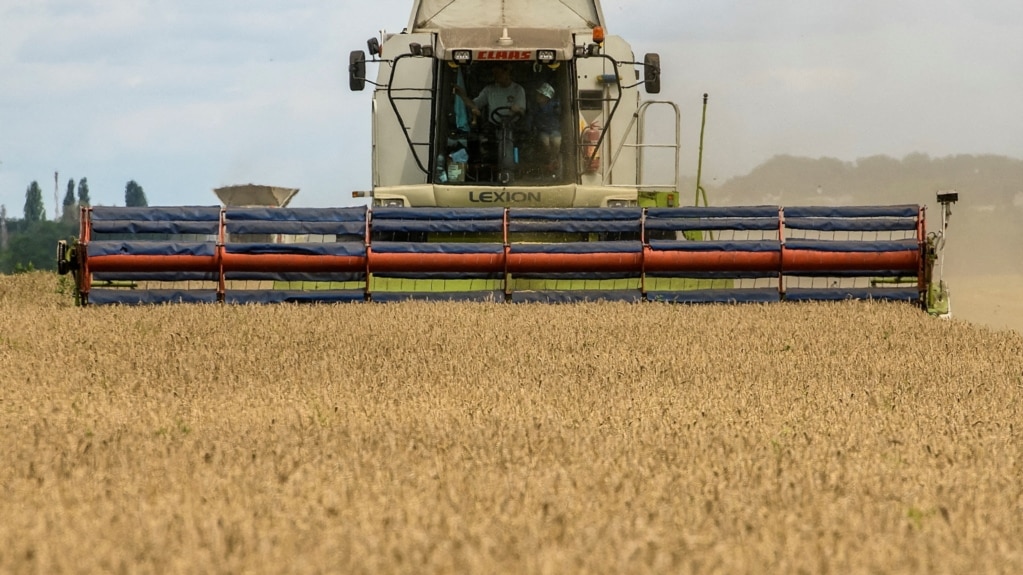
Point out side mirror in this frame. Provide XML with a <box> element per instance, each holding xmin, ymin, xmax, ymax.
<box><xmin>367</xmin><ymin>37</ymin><xmax>380</xmax><ymax>57</ymax></box>
<box><xmin>643</xmin><ymin>53</ymin><xmax>661</xmax><ymax>94</ymax></box>
<box><xmin>349</xmin><ymin>50</ymin><xmax>367</xmax><ymax>91</ymax></box>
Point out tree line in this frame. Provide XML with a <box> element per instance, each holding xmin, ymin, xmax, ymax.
<box><xmin>711</xmin><ymin>152</ymin><xmax>1023</xmax><ymax>207</ymax></box>
<box><xmin>3</xmin><ymin>153</ymin><xmax>1022</xmax><ymax>274</ymax></box>
<box><xmin>1</xmin><ymin>179</ymin><xmax>148</xmax><ymax>273</ymax></box>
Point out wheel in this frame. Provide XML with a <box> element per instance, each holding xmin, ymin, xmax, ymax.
<box><xmin>489</xmin><ymin>106</ymin><xmax>519</xmax><ymax>125</ymax></box>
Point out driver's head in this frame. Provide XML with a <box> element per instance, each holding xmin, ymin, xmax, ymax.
<box><xmin>492</xmin><ymin>63</ymin><xmax>512</xmax><ymax>87</ymax></box>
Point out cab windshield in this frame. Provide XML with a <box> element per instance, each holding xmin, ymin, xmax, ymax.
<box><xmin>433</xmin><ymin>61</ymin><xmax>575</xmax><ymax>186</ymax></box>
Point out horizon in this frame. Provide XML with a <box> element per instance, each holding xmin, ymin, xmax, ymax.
<box><xmin>6</xmin><ymin>150</ymin><xmax>1021</xmax><ymax>219</ymax></box>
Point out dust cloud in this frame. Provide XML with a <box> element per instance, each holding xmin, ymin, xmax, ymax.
<box><xmin>941</xmin><ymin>208</ymin><xmax>1023</xmax><ymax>334</ymax></box>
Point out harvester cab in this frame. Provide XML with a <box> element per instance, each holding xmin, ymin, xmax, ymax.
<box><xmin>348</xmin><ymin>0</ymin><xmax>677</xmax><ymax>209</ymax></box>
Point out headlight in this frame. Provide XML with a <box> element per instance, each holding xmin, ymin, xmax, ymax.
<box><xmin>374</xmin><ymin>198</ymin><xmax>405</xmax><ymax>207</ymax></box>
<box><xmin>607</xmin><ymin>199</ymin><xmax>638</xmax><ymax>208</ymax></box>
<box><xmin>451</xmin><ymin>50</ymin><xmax>472</xmax><ymax>65</ymax></box>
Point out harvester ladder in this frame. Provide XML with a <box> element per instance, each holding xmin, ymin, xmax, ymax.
<box><xmin>606</xmin><ymin>100</ymin><xmax>681</xmax><ymax>194</ymax></box>
<box><xmin>385</xmin><ymin>54</ymin><xmax>437</xmax><ymax>176</ymax></box>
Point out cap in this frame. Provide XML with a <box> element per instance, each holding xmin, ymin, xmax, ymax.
<box><xmin>536</xmin><ymin>83</ymin><xmax>555</xmax><ymax>99</ymax></box>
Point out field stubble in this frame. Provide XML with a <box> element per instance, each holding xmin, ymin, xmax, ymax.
<box><xmin>2</xmin><ymin>272</ymin><xmax>1022</xmax><ymax>574</ymax></box>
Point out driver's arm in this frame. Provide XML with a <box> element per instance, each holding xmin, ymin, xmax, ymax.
<box><xmin>510</xmin><ymin>84</ymin><xmax>526</xmax><ymax>114</ymax></box>
<box><xmin>454</xmin><ymin>85</ymin><xmax>485</xmax><ymax>118</ymax></box>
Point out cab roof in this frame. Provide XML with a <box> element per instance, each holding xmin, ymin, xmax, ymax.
<box><xmin>409</xmin><ymin>0</ymin><xmax>605</xmax><ymax>32</ymax></box>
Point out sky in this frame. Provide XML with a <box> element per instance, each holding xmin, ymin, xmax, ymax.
<box><xmin>1</xmin><ymin>0</ymin><xmax>1022</xmax><ymax>214</ymax></box>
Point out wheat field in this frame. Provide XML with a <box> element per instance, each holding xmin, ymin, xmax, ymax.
<box><xmin>1</xmin><ymin>272</ymin><xmax>1021</xmax><ymax>574</ymax></box>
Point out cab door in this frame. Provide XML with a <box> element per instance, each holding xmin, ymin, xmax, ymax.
<box><xmin>373</xmin><ymin>33</ymin><xmax>437</xmax><ymax>188</ymax></box>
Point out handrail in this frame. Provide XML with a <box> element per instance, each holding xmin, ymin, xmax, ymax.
<box><xmin>605</xmin><ymin>100</ymin><xmax>681</xmax><ymax>193</ymax></box>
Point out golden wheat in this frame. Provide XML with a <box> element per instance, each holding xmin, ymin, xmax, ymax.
<box><xmin>1</xmin><ymin>272</ymin><xmax>1021</xmax><ymax>574</ymax></box>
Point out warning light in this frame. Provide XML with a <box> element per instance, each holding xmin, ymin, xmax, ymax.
<box><xmin>592</xmin><ymin>26</ymin><xmax>605</xmax><ymax>44</ymax></box>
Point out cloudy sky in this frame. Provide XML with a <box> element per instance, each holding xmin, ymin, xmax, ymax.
<box><xmin>1</xmin><ymin>0</ymin><xmax>1021</xmax><ymax>214</ymax></box>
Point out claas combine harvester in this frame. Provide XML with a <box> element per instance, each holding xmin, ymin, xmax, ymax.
<box><xmin>57</xmin><ymin>0</ymin><xmax>955</xmax><ymax>311</ymax></box>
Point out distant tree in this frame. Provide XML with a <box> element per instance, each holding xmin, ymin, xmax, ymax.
<box><xmin>0</xmin><ymin>204</ymin><xmax>8</xmax><ymax>252</ymax></box>
<box><xmin>62</xmin><ymin>178</ymin><xmax>77</xmax><ymax>222</ymax></box>
<box><xmin>24</xmin><ymin>181</ymin><xmax>45</xmax><ymax>222</ymax></box>
<box><xmin>0</xmin><ymin>219</ymin><xmax>78</xmax><ymax>273</ymax></box>
<box><xmin>124</xmin><ymin>180</ymin><xmax>148</xmax><ymax>207</ymax></box>
<box><xmin>77</xmin><ymin>177</ymin><xmax>91</xmax><ymax>206</ymax></box>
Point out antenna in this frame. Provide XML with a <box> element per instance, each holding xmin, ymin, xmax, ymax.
<box><xmin>54</xmin><ymin>171</ymin><xmax>60</xmax><ymax>221</ymax></box>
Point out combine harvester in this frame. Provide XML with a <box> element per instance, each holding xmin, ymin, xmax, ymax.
<box><xmin>57</xmin><ymin>0</ymin><xmax>954</xmax><ymax>311</ymax></box>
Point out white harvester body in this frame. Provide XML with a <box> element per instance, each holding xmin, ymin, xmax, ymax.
<box><xmin>355</xmin><ymin>0</ymin><xmax>676</xmax><ymax>208</ymax></box>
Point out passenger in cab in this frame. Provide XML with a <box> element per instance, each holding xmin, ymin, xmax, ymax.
<box><xmin>529</xmin><ymin>82</ymin><xmax>562</xmax><ymax>174</ymax></box>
